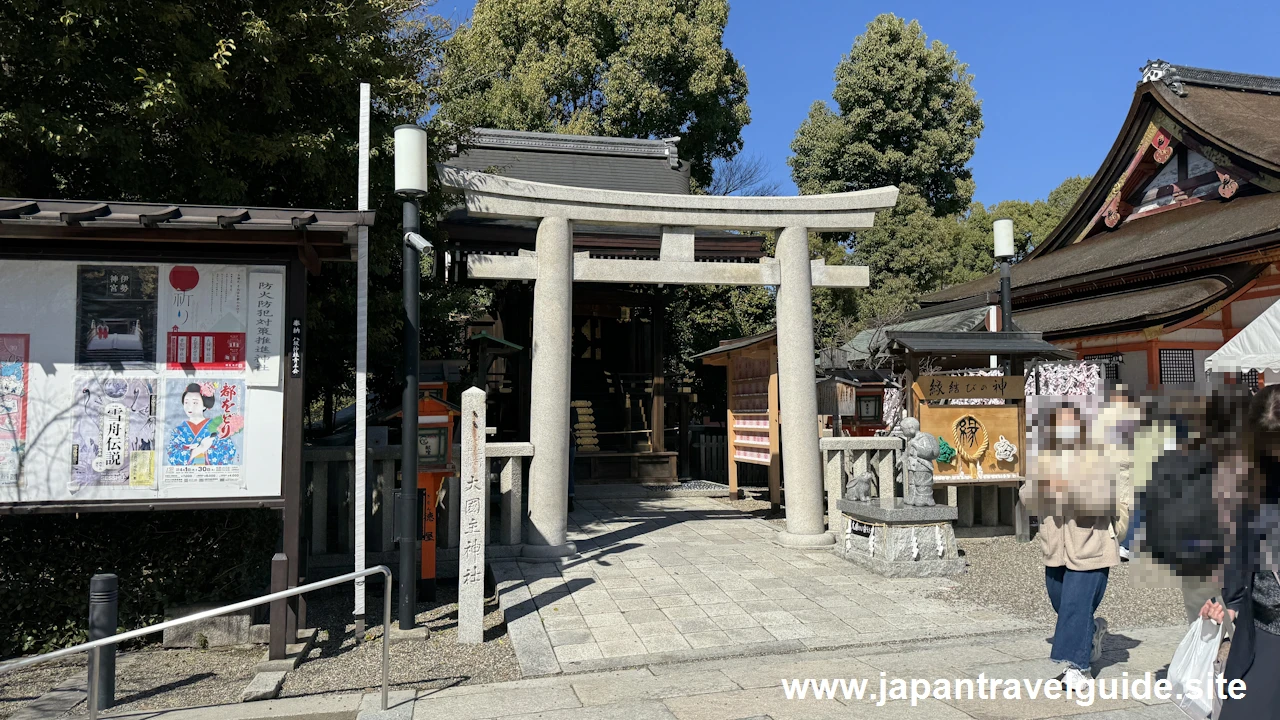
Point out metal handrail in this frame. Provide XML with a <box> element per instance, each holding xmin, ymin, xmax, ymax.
<box><xmin>0</xmin><ymin>565</ymin><xmax>394</xmax><ymax>717</ymax></box>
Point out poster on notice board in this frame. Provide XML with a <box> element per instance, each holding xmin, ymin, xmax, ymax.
<box><xmin>162</xmin><ymin>378</ymin><xmax>246</xmax><ymax>486</ymax></box>
<box><xmin>70</xmin><ymin>376</ymin><xmax>158</xmax><ymax>490</ymax></box>
<box><xmin>0</xmin><ymin>334</ymin><xmax>28</xmax><ymax>486</ymax></box>
<box><xmin>161</xmin><ymin>265</ymin><xmax>248</xmax><ymax>371</ymax></box>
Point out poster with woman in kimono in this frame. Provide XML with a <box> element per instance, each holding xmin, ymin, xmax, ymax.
<box><xmin>163</xmin><ymin>378</ymin><xmax>246</xmax><ymax>485</ymax></box>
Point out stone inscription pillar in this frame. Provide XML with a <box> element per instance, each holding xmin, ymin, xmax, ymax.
<box><xmin>458</xmin><ymin>387</ymin><xmax>487</xmax><ymax>644</ymax></box>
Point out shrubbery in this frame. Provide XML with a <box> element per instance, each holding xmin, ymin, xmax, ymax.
<box><xmin>0</xmin><ymin>509</ymin><xmax>278</xmax><ymax>657</ymax></box>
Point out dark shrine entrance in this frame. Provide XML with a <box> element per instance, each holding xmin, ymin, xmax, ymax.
<box><xmin>480</xmin><ymin>282</ymin><xmax>675</xmax><ymax>484</ymax></box>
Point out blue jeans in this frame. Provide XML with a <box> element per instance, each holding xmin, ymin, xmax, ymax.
<box><xmin>1045</xmin><ymin>566</ymin><xmax>1109</xmax><ymax>671</ymax></box>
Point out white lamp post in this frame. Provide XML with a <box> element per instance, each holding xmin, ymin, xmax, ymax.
<box><xmin>393</xmin><ymin>124</ymin><xmax>429</xmax><ymax>629</ymax></box>
<box><xmin>993</xmin><ymin>218</ymin><xmax>1015</xmax><ymax>331</ymax></box>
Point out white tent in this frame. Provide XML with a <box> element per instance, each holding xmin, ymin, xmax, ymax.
<box><xmin>1205</xmin><ymin>298</ymin><xmax>1280</xmax><ymax>374</ymax></box>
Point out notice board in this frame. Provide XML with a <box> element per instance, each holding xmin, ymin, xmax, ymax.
<box><xmin>0</xmin><ymin>260</ymin><xmax>287</xmax><ymax>506</ymax></box>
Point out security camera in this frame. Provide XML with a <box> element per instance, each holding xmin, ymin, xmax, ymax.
<box><xmin>404</xmin><ymin>232</ymin><xmax>433</xmax><ymax>253</ymax></box>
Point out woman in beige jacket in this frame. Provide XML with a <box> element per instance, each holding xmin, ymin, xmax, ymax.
<box><xmin>1021</xmin><ymin>397</ymin><xmax>1133</xmax><ymax>689</ymax></box>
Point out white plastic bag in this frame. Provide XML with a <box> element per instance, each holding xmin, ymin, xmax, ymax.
<box><xmin>1167</xmin><ymin>617</ymin><xmax>1223</xmax><ymax>719</ymax></box>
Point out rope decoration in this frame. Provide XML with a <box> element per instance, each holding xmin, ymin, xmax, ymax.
<box><xmin>951</xmin><ymin>414</ymin><xmax>989</xmax><ymax>466</ymax></box>
<box><xmin>936</xmin><ymin>436</ymin><xmax>956</xmax><ymax>464</ymax></box>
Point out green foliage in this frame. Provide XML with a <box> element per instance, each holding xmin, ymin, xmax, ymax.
<box><xmin>789</xmin><ymin>13</ymin><xmax>983</xmax><ymax>216</ymax></box>
<box><xmin>788</xmin><ymin>14</ymin><xmax>1088</xmax><ymax>328</ymax></box>
<box><xmin>789</xmin><ymin>13</ymin><xmax>983</xmax><ymax>327</ymax></box>
<box><xmin>436</xmin><ymin>0</ymin><xmax>750</xmax><ymax>187</ymax></box>
<box><xmin>0</xmin><ymin>1</ymin><xmax>486</xmax><ymax>423</ymax></box>
<box><xmin>0</xmin><ymin>1</ymin><xmax>484</xmax><ymax>650</ymax></box>
<box><xmin>0</xmin><ymin>510</ymin><xmax>279</xmax><ymax>656</ymax></box>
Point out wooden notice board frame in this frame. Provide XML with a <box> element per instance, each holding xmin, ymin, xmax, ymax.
<box><xmin>697</xmin><ymin>332</ymin><xmax>781</xmax><ymax>508</ymax></box>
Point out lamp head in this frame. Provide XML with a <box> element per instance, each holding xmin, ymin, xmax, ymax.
<box><xmin>394</xmin><ymin>124</ymin><xmax>429</xmax><ymax>197</ymax></box>
<box><xmin>993</xmin><ymin>217</ymin><xmax>1015</xmax><ymax>260</ymax></box>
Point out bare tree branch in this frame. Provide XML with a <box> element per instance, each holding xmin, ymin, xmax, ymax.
<box><xmin>708</xmin><ymin>153</ymin><xmax>783</xmax><ymax>197</ymax></box>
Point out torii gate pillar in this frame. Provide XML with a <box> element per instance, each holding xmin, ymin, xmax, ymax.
<box><xmin>434</xmin><ymin>166</ymin><xmax>899</xmax><ymax>556</ymax></box>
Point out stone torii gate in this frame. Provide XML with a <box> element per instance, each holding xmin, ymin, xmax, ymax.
<box><xmin>437</xmin><ymin>166</ymin><xmax>898</xmax><ymax>555</ymax></box>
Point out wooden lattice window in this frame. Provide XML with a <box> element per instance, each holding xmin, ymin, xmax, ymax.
<box><xmin>1084</xmin><ymin>353</ymin><xmax>1122</xmax><ymax>380</ymax></box>
<box><xmin>1159</xmin><ymin>348</ymin><xmax>1197</xmax><ymax>385</ymax></box>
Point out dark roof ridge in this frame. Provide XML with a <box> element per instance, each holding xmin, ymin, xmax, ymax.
<box><xmin>451</xmin><ymin>128</ymin><xmax>682</xmax><ymax>166</ymax></box>
<box><xmin>1141</xmin><ymin>60</ymin><xmax>1280</xmax><ymax>97</ymax></box>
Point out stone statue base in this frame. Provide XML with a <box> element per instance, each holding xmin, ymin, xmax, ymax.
<box><xmin>836</xmin><ymin>498</ymin><xmax>966</xmax><ymax>578</ymax></box>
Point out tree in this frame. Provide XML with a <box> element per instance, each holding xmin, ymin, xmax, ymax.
<box><xmin>706</xmin><ymin>153</ymin><xmax>781</xmax><ymax>197</ymax></box>
<box><xmin>0</xmin><ymin>1</ymin><xmax>478</xmax><ymax>425</ymax></box>
<box><xmin>789</xmin><ymin>14</ymin><xmax>983</xmax><ymax>325</ymax></box>
<box><xmin>789</xmin><ymin>13</ymin><xmax>982</xmax><ymax>216</ymax></box>
<box><xmin>436</xmin><ymin>0</ymin><xmax>750</xmax><ymax>188</ymax></box>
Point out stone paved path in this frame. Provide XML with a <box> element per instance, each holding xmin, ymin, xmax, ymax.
<box><xmin>405</xmin><ymin>624</ymin><xmax>1190</xmax><ymax>720</ymax></box>
<box><xmin>105</xmin><ymin>623</ymin><xmax>1194</xmax><ymax>719</ymax></box>
<box><xmin>495</xmin><ymin>496</ymin><xmax>1038</xmax><ymax>676</ymax></box>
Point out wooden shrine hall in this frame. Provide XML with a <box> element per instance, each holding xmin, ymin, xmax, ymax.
<box><xmin>438</xmin><ymin>129</ymin><xmax>766</xmax><ymax>484</ymax></box>
<box><xmin>913</xmin><ymin>60</ymin><xmax>1280</xmax><ymax>388</ymax></box>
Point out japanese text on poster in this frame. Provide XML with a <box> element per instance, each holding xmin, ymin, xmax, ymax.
<box><xmin>71</xmin><ymin>377</ymin><xmax>158</xmax><ymax>489</ymax></box>
<box><xmin>246</xmin><ymin>271</ymin><xmax>283</xmax><ymax>387</ymax></box>
<box><xmin>163</xmin><ymin>378</ymin><xmax>246</xmax><ymax>485</ymax></box>
<box><xmin>162</xmin><ymin>266</ymin><xmax>247</xmax><ymax>371</ymax></box>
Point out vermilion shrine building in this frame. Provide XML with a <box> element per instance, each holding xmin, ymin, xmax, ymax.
<box><xmin>912</xmin><ymin>61</ymin><xmax>1280</xmax><ymax>388</ymax></box>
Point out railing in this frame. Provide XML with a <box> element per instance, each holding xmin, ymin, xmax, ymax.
<box><xmin>819</xmin><ymin>436</ymin><xmax>903</xmax><ymax>531</ymax></box>
<box><xmin>0</xmin><ymin>566</ymin><xmax>394</xmax><ymax>718</ymax></box>
<box><xmin>304</xmin><ymin>444</ymin><xmax>531</xmax><ymax>577</ymax></box>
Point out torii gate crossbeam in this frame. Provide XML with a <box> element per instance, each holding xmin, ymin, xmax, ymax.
<box><xmin>437</xmin><ymin>166</ymin><xmax>899</xmax><ymax>556</ymax></box>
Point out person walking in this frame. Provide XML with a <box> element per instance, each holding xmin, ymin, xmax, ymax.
<box><xmin>1021</xmin><ymin>401</ymin><xmax>1131</xmax><ymax>690</ymax></box>
<box><xmin>1202</xmin><ymin>383</ymin><xmax>1280</xmax><ymax>720</ymax></box>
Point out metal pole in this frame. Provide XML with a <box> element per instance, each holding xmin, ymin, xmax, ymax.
<box><xmin>87</xmin><ymin>574</ymin><xmax>116</xmax><ymax>710</ymax></box>
<box><xmin>400</xmin><ymin>198</ymin><xmax>421</xmax><ymax>630</ymax></box>
<box><xmin>0</xmin><ymin>566</ymin><xmax>393</xmax><ymax>677</ymax></box>
<box><xmin>354</xmin><ymin>81</ymin><xmax>371</xmax><ymax>638</ymax></box>
<box><xmin>999</xmin><ymin>260</ymin><xmax>1013</xmax><ymax>331</ymax></box>
<box><xmin>382</xmin><ymin>569</ymin><xmax>391</xmax><ymax>711</ymax></box>
<box><xmin>87</xmin><ymin>646</ymin><xmax>99</xmax><ymax>720</ymax></box>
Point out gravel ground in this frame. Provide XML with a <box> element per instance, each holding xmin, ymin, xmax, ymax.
<box><xmin>712</xmin><ymin>494</ymin><xmax>1187</xmax><ymax>631</ymax></box>
<box><xmin>1</xmin><ymin>581</ymin><xmax>518</xmax><ymax>718</ymax></box>
<box><xmin>929</xmin><ymin>536</ymin><xmax>1187</xmax><ymax>630</ymax></box>
<box><xmin>0</xmin><ymin>656</ymin><xmax>85</xmax><ymax>720</ymax></box>
<box><xmin>280</xmin><ymin>582</ymin><xmax>518</xmax><ymax>698</ymax></box>
<box><xmin>716</xmin><ymin>489</ymin><xmax>786</xmax><ymax>528</ymax></box>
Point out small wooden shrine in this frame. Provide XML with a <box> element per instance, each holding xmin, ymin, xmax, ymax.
<box><xmin>885</xmin><ymin>330</ymin><xmax>1070</xmax><ymax>539</ymax></box>
<box><xmin>693</xmin><ymin>330</ymin><xmax>781</xmax><ymax>507</ymax></box>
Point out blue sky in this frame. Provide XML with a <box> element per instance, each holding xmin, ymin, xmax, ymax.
<box><xmin>436</xmin><ymin>1</ymin><xmax>1280</xmax><ymax>205</ymax></box>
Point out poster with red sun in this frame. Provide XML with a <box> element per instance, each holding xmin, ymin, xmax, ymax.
<box><xmin>161</xmin><ymin>265</ymin><xmax>248</xmax><ymax>371</ymax></box>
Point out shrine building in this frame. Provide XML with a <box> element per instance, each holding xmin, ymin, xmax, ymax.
<box><xmin>910</xmin><ymin>60</ymin><xmax>1280</xmax><ymax>389</ymax></box>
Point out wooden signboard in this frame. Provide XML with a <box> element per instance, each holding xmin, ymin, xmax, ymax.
<box><xmin>917</xmin><ymin>404</ymin><xmax>1023</xmax><ymax>480</ymax></box>
<box><xmin>916</xmin><ymin>375</ymin><xmax>1024</xmax><ymax>402</ymax></box>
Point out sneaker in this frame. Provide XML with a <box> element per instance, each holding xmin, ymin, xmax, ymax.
<box><xmin>1091</xmin><ymin>617</ymin><xmax>1109</xmax><ymax>664</ymax></box>
<box><xmin>1055</xmin><ymin>667</ymin><xmax>1091</xmax><ymax>693</ymax></box>
<box><xmin>1119</xmin><ymin>546</ymin><xmax>1131</xmax><ymax>561</ymax></box>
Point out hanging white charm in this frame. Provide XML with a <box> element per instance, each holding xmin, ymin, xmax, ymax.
<box><xmin>911</xmin><ymin>528</ymin><xmax>920</xmax><ymax>561</ymax></box>
<box><xmin>868</xmin><ymin>526</ymin><xmax>876</xmax><ymax>557</ymax></box>
<box><xmin>935</xmin><ymin>525</ymin><xmax>945</xmax><ymax>557</ymax></box>
<box><xmin>994</xmin><ymin>434</ymin><xmax>1018</xmax><ymax>463</ymax></box>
